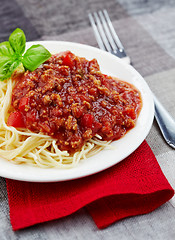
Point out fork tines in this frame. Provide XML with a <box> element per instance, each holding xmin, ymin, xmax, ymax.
<box><xmin>88</xmin><ymin>10</ymin><xmax>131</xmax><ymax>64</ymax></box>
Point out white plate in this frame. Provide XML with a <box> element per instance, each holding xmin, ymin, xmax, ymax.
<box><xmin>0</xmin><ymin>41</ymin><xmax>154</xmax><ymax>182</ymax></box>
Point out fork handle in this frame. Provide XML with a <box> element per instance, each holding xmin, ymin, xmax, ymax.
<box><xmin>153</xmin><ymin>94</ymin><xmax>175</xmax><ymax>149</ymax></box>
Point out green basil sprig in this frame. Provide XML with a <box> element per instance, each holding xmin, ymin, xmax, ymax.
<box><xmin>0</xmin><ymin>28</ymin><xmax>51</xmax><ymax>81</ymax></box>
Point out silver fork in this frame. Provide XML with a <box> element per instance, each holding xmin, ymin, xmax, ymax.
<box><xmin>89</xmin><ymin>9</ymin><xmax>175</xmax><ymax>149</ymax></box>
<box><xmin>88</xmin><ymin>10</ymin><xmax>131</xmax><ymax>64</ymax></box>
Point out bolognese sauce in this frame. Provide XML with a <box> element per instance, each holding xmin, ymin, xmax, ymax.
<box><xmin>8</xmin><ymin>51</ymin><xmax>142</xmax><ymax>153</ymax></box>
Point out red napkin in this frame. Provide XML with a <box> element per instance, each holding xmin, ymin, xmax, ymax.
<box><xmin>6</xmin><ymin>140</ymin><xmax>174</xmax><ymax>231</ymax></box>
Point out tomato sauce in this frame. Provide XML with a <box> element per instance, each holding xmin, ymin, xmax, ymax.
<box><xmin>9</xmin><ymin>51</ymin><xmax>142</xmax><ymax>153</ymax></box>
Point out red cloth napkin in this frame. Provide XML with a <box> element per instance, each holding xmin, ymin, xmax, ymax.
<box><xmin>6</xmin><ymin>140</ymin><xmax>174</xmax><ymax>231</ymax></box>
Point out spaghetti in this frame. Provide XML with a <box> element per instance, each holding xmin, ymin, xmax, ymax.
<box><xmin>0</xmin><ymin>52</ymin><xmax>141</xmax><ymax>168</ymax></box>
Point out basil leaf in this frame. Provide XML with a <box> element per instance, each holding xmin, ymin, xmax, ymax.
<box><xmin>9</xmin><ymin>28</ymin><xmax>26</xmax><ymax>55</ymax></box>
<box><xmin>22</xmin><ymin>44</ymin><xmax>51</xmax><ymax>71</ymax></box>
<box><xmin>0</xmin><ymin>55</ymin><xmax>11</xmax><ymax>64</ymax></box>
<box><xmin>0</xmin><ymin>28</ymin><xmax>51</xmax><ymax>80</ymax></box>
<box><xmin>0</xmin><ymin>41</ymin><xmax>15</xmax><ymax>56</ymax></box>
<box><xmin>0</xmin><ymin>58</ymin><xmax>20</xmax><ymax>81</ymax></box>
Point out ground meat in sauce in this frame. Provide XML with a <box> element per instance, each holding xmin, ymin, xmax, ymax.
<box><xmin>10</xmin><ymin>51</ymin><xmax>142</xmax><ymax>153</ymax></box>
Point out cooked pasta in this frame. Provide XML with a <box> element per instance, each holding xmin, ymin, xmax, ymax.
<box><xmin>0</xmin><ymin>52</ymin><xmax>141</xmax><ymax>168</ymax></box>
<box><xmin>0</xmin><ymin>77</ymin><xmax>111</xmax><ymax>168</ymax></box>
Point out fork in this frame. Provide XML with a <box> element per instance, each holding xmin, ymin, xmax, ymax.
<box><xmin>88</xmin><ymin>10</ymin><xmax>131</xmax><ymax>64</ymax></box>
<box><xmin>89</xmin><ymin>10</ymin><xmax>175</xmax><ymax>149</ymax></box>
